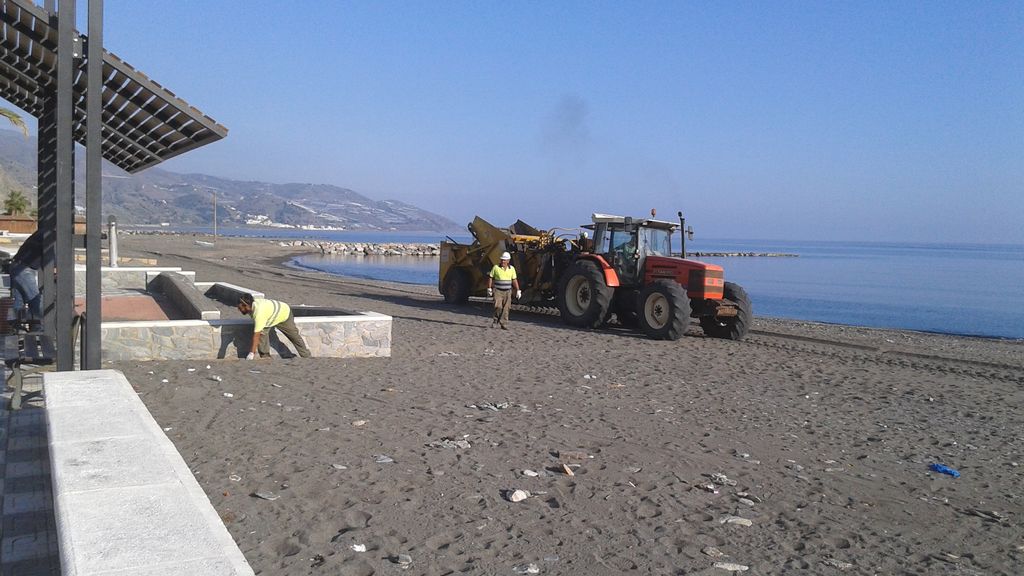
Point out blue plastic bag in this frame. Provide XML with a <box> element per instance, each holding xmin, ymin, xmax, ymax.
<box><xmin>929</xmin><ymin>463</ymin><xmax>960</xmax><ymax>478</ymax></box>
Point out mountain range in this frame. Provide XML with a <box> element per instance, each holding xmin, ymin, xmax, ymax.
<box><xmin>0</xmin><ymin>129</ymin><xmax>457</xmax><ymax>232</ymax></box>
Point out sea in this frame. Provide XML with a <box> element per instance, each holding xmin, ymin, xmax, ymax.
<box><xmin>148</xmin><ymin>227</ymin><xmax>1024</xmax><ymax>340</ymax></box>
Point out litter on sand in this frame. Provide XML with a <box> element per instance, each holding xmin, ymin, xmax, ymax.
<box><xmin>929</xmin><ymin>463</ymin><xmax>960</xmax><ymax>478</ymax></box>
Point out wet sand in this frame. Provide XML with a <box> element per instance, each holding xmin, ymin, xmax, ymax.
<box><xmin>114</xmin><ymin>234</ymin><xmax>1024</xmax><ymax>575</ymax></box>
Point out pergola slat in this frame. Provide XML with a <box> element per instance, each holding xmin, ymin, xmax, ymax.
<box><xmin>0</xmin><ymin>0</ymin><xmax>227</xmax><ymax>173</ymax></box>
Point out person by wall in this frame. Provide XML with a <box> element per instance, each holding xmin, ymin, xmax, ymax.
<box><xmin>9</xmin><ymin>229</ymin><xmax>43</xmax><ymax>323</ymax></box>
<box><xmin>237</xmin><ymin>293</ymin><xmax>312</xmax><ymax>359</ymax></box>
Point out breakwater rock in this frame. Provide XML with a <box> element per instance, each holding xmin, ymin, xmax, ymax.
<box><xmin>276</xmin><ymin>240</ymin><xmax>798</xmax><ymax>258</ymax></box>
<box><xmin>281</xmin><ymin>240</ymin><xmax>442</xmax><ymax>256</ymax></box>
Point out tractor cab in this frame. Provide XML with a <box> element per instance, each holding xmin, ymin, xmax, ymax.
<box><xmin>585</xmin><ymin>213</ymin><xmax>676</xmax><ymax>286</ymax></box>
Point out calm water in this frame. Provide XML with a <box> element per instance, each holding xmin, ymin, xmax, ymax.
<box><xmin>155</xmin><ymin>228</ymin><xmax>1024</xmax><ymax>339</ymax></box>
<box><xmin>690</xmin><ymin>240</ymin><xmax>1024</xmax><ymax>340</ymax></box>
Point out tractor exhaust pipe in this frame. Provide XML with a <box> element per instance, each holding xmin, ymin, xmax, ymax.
<box><xmin>677</xmin><ymin>210</ymin><xmax>694</xmax><ymax>257</ymax></box>
<box><xmin>678</xmin><ymin>211</ymin><xmax>685</xmax><ymax>256</ymax></box>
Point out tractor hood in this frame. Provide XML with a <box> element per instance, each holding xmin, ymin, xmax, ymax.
<box><xmin>644</xmin><ymin>256</ymin><xmax>725</xmax><ymax>300</ymax></box>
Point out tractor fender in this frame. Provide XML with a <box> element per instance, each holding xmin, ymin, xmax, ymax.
<box><xmin>577</xmin><ymin>254</ymin><xmax>620</xmax><ymax>287</ymax></box>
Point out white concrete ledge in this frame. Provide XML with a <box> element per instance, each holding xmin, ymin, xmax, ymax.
<box><xmin>96</xmin><ymin>311</ymin><xmax>392</xmax><ymax>361</ymax></box>
<box><xmin>44</xmin><ymin>369</ymin><xmax>254</xmax><ymax>576</ymax></box>
<box><xmin>99</xmin><ymin>311</ymin><xmax>388</xmax><ymax>330</ymax></box>
<box><xmin>194</xmin><ymin>281</ymin><xmax>264</xmax><ymax>304</ymax></box>
<box><xmin>72</xmin><ymin>265</ymin><xmax>186</xmax><ymax>273</ymax></box>
<box><xmin>72</xmin><ymin>266</ymin><xmax>196</xmax><ymax>293</ymax></box>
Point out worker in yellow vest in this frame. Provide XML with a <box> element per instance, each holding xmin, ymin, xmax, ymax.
<box><xmin>237</xmin><ymin>293</ymin><xmax>312</xmax><ymax>359</ymax></box>
<box><xmin>486</xmin><ymin>251</ymin><xmax>521</xmax><ymax>330</ymax></box>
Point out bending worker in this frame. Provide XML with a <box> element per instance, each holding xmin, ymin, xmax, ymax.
<box><xmin>486</xmin><ymin>251</ymin><xmax>521</xmax><ymax>330</ymax></box>
<box><xmin>237</xmin><ymin>293</ymin><xmax>311</xmax><ymax>359</ymax></box>
<box><xmin>9</xmin><ymin>229</ymin><xmax>44</xmax><ymax>324</ymax></box>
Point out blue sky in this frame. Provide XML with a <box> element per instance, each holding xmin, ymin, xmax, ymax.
<box><xmin>7</xmin><ymin>1</ymin><xmax>1023</xmax><ymax>242</ymax></box>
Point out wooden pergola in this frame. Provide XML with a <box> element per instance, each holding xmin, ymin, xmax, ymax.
<box><xmin>0</xmin><ymin>0</ymin><xmax>227</xmax><ymax>369</ymax></box>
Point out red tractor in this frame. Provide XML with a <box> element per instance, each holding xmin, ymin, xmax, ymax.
<box><xmin>554</xmin><ymin>212</ymin><xmax>751</xmax><ymax>340</ymax></box>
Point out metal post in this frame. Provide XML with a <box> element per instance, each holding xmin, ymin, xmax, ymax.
<box><xmin>84</xmin><ymin>0</ymin><xmax>104</xmax><ymax>370</ymax></box>
<box><xmin>37</xmin><ymin>95</ymin><xmax>56</xmax><ymax>341</ymax></box>
<box><xmin>213</xmin><ymin>188</ymin><xmax>217</xmax><ymax>242</ymax></box>
<box><xmin>55</xmin><ymin>0</ymin><xmax>77</xmax><ymax>370</ymax></box>
<box><xmin>37</xmin><ymin>0</ymin><xmax>58</xmax><ymax>343</ymax></box>
<box><xmin>108</xmin><ymin>216</ymin><xmax>118</xmax><ymax>267</ymax></box>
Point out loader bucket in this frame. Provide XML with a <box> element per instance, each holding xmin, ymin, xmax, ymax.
<box><xmin>468</xmin><ymin>216</ymin><xmax>513</xmax><ymax>269</ymax></box>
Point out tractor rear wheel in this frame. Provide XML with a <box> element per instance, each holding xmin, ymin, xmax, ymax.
<box><xmin>638</xmin><ymin>280</ymin><xmax>690</xmax><ymax>340</ymax></box>
<box><xmin>558</xmin><ymin>260</ymin><xmax>613</xmax><ymax>328</ymax></box>
<box><xmin>441</xmin><ymin>268</ymin><xmax>471</xmax><ymax>304</ymax></box>
<box><xmin>700</xmin><ymin>281</ymin><xmax>752</xmax><ymax>340</ymax></box>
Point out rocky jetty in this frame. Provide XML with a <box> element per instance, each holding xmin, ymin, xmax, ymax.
<box><xmin>274</xmin><ymin>237</ymin><xmax>798</xmax><ymax>255</ymax></box>
<box><xmin>127</xmin><ymin>232</ymin><xmax>797</xmax><ymax>257</ymax></box>
<box><xmin>277</xmin><ymin>240</ymin><xmax>797</xmax><ymax>258</ymax></box>
<box><xmin>281</xmin><ymin>240</ymin><xmax>441</xmax><ymax>257</ymax></box>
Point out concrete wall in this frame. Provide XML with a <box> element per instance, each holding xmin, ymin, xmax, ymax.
<box><xmin>72</xmin><ymin>266</ymin><xmax>196</xmax><ymax>293</ymax></box>
<box><xmin>99</xmin><ymin>313</ymin><xmax>391</xmax><ymax>361</ymax></box>
<box><xmin>45</xmin><ymin>369</ymin><xmax>255</xmax><ymax>575</ymax></box>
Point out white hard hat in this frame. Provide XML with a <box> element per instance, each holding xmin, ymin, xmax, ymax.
<box><xmin>500</xmin><ymin>251</ymin><xmax>511</xmax><ymax>260</ymax></box>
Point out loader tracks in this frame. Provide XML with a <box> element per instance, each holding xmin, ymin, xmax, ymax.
<box><xmin>743</xmin><ymin>331</ymin><xmax>1024</xmax><ymax>385</ymax></box>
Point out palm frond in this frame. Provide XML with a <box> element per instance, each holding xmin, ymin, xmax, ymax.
<box><xmin>0</xmin><ymin>107</ymin><xmax>28</xmax><ymax>137</ymax></box>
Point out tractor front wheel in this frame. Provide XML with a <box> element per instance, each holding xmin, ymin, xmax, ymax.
<box><xmin>700</xmin><ymin>281</ymin><xmax>752</xmax><ymax>340</ymax></box>
<box><xmin>638</xmin><ymin>280</ymin><xmax>691</xmax><ymax>340</ymax></box>
<box><xmin>558</xmin><ymin>260</ymin><xmax>613</xmax><ymax>328</ymax></box>
<box><xmin>441</xmin><ymin>268</ymin><xmax>471</xmax><ymax>304</ymax></box>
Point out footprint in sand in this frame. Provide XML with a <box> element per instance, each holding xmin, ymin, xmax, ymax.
<box><xmin>425</xmin><ymin>530</ymin><xmax>465</xmax><ymax>551</ymax></box>
<box><xmin>338</xmin><ymin>561</ymin><xmax>374</xmax><ymax>576</ymax></box>
<box><xmin>332</xmin><ymin>509</ymin><xmax>373</xmax><ymax>540</ymax></box>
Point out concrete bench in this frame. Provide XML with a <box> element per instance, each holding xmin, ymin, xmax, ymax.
<box><xmin>195</xmin><ymin>281</ymin><xmax>263</xmax><ymax>307</ymax></box>
<box><xmin>44</xmin><ymin>369</ymin><xmax>254</xmax><ymax>575</ymax></box>
<box><xmin>150</xmin><ymin>272</ymin><xmax>221</xmax><ymax>320</ymax></box>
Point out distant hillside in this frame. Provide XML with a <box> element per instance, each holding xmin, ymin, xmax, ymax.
<box><xmin>0</xmin><ymin>129</ymin><xmax>458</xmax><ymax>232</ymax></box>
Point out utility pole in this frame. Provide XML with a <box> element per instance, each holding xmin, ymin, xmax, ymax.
<box><xmin>213</xmin><ymin>188</ymin><xmax>217</xmax><ymax>242</ymax></box>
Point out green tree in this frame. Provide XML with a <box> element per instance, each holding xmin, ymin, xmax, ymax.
<box><xmin>0</xmin><ymin>107</ymin><xmax>28</xmax><ymax>136</ymax></box>
<box><xmin>4</xmin><ymin>190</ymin><xmax>29</xmax><ymax>216</ymax></box>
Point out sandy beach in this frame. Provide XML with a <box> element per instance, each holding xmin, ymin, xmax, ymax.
<box><xmin>114</xmin><ymin>234</ymin><xmax>1024</xmax><ymax>575</ymax></box>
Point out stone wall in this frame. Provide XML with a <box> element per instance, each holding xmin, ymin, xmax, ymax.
<box><xmin>99</xmin><ymin>313</ymin><xmax>391</xmax><ymax>362</ymax></box>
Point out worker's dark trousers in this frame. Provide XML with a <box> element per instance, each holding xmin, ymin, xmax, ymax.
<box><xmin>492</xmin><ymin>289</ymin><xmax>512</xmax><ymax>328</ymax></box>
<box><xmin>258</xmin><ymin>312</ymin><xmax>312</xmax><ymax>358</ymax></box>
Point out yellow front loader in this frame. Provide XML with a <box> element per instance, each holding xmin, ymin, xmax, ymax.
<box><xmin>438</xmin><ymin>216</ymin><xmax>582</xmax><ymax>305</ymax></box>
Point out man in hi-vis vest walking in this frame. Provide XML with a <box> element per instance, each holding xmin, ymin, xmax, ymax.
<box><xmin>237</xmin><ymin>293</ymin><xmax>312</xmax><ymax>359</ymax></box>
<box><xmin>486</xmin><ymin>251</ymin><xmax>521</xmax><ymax>330</ymax></box>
